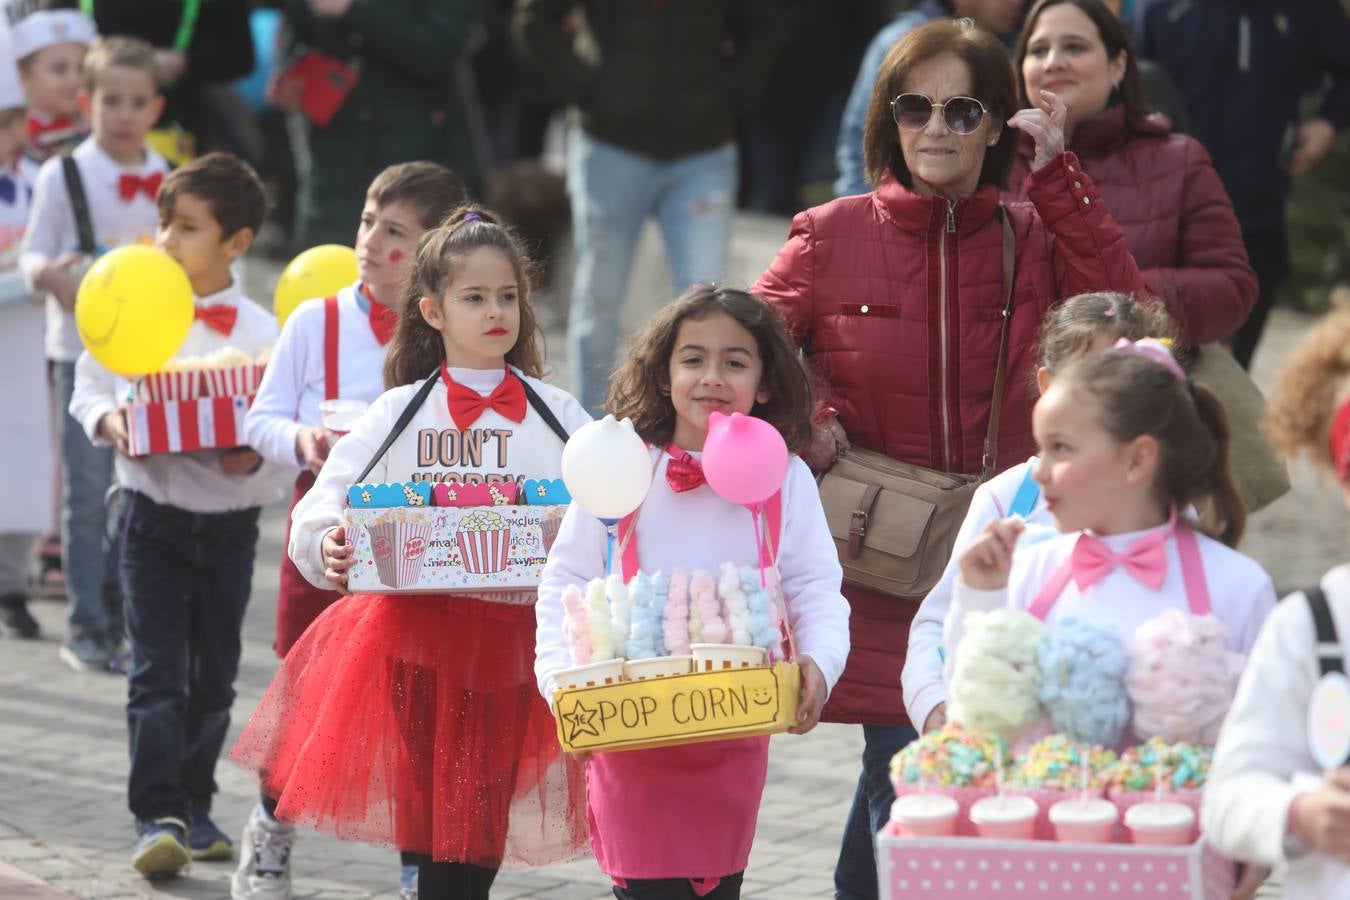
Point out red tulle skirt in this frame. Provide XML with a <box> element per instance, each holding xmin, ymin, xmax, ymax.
<box><xmin>231</xmin><ymin>593</ymin><xmax>589</xmax><ymax>867</ymax></box>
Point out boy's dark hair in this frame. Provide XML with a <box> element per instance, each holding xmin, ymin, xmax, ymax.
<box><xmin>606</xmin><ymin>286</ymin><xmax>816</xmax><ymax>455</ymax></box>
<box><xmin>82</xmin><ymin>35</ymin><xmax>157</xmax><ymax>93</ymax></box>
<box><xmin>157</xmin><ymin>152</ymin><xmax>267</xmax><ymax>238</ymax></box>
<box><xmin>367</xmin><ymin>161</ymin><xmax>467</xmax><ymax>231</ymax></box>
<box><xmin>384</xmin><ymin>204</ymin><xmax>544</xmax><ymax>388</ymax></box>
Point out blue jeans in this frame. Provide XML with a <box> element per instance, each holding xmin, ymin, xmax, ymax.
<box><xmin>566</xmin><ymin>128</ymin><xmax>736</xmax><ymax>413</ymax></box>
<box><xmin>51</xmin><ymin>360</ymin><xmax>117</xmax><ymax>637</ymax></box>
<box><xmin>834</xmin><ymin>724</ymin><xmax>918</xmax><ymax>900</ymax></box>
<box><xmin>121</xmin><ymin>490</ymin><xmax>260</xmax><ymax>821</ymax></box>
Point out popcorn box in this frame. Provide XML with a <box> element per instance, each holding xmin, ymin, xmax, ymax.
<box><xmin>125</xmin><ymin>395</ymin><xmax>251</xmax><ymax>456</ymax></box>
<box><xmin>876</xmin><ymin>834</ymin><xmax>1235</xmax><ymax>900</ymax></box>
<box><xmin>137</xmin><ymin>369</ymin><xmax>203</xmax><ymax>402</ymax></box>
<box><xmin>344</xmin><ymin>502</ymin><xmax>567</xmax><ymax>594</ymax></box>
<box><xmin>551</xmin><ymin>660</ymin><xmax>800</xmax><ymax>753</ymax></box>
<box><xmin>347</xmin><ymin>482</ymin><xmax>433</xmax><ymax>509</ymax></box>
<box><xmin>200</xmin><ymin>363</ymin><xmax>267</xmax><ymax>398</ymax></box>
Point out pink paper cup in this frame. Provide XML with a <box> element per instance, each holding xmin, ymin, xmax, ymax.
<box><xmin>969</xmin><ymin>795</ymin><xmax>1038</xmax><ymax>840</ymax></box>
<box><xmin>1049</xmin><ymin>798</ymin><xmax>1119</xmax><ymax>844</ymax></box>
<box><xmin>889</xmin><ymin>794</ymin><xmax>959</xmax><ymax>838</ymax></box>
<box><xmin>1124</xmin><ymin>801</ymin><xmax>1196</xmax><ymax>846</ymax></box>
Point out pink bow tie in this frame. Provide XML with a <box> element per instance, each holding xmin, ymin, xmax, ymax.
<box><xmin>1070</xmin><ymin>529</ymin><xmax>1168</xmax><ymax>592</ymax></box>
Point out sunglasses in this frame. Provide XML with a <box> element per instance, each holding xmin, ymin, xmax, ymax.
<box><xmin>890</xmin><ymin>93</ymin><xmax>988</xmax><ymax>135</ymax></box>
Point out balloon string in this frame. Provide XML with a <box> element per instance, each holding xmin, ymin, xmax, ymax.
<box><xmin>751</xmin><ymin>503</ymin><xmax>767</xmax><ymax>587</ymax></box>
<box><xmin>605</xmin><ymin>524</ymin><xmax>615</xmax><ymax>577</ymax></box>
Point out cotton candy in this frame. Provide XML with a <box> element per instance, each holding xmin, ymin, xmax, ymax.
<box><xmin>719</xmin><ymin>562</ymin><xmax>753</xmax><ymax>645</ymax></box>
<box><xmin>741</xmin><ymin>566</ymin><xmax>782</xmax><ymax>657</ymax></box>
<box><xmin>1036</xmin><ymin>618</ymin><xmax>1130</xmax><ymax>747</ymax></box>
<box><xmin>606</xmin><ymin>573</ymin><xmax>630</xmax><ymax>657</ymax></box>
<box><xmin>949</xmin><ymin>609</ymin><xmax>1047</xmax><ymax>743</ymax></box>
<box><xmin>663</xmin><ymin>568</ymin><xmax>691</xmax><ymax>655</ymax></box>
<box><xmin>1126</xmin><ymin>609</ymin><xmax>1244</xmax><ymax>744</ymax></box>
<box><xmin>584</xmin><ymin>577</ymin><xmax>614</xmax><ymax>661</ymax></box>
<box><xmin>560</xmin><ymin>583</ymin><xmax>592</xmax><ymax>666</ymax></box>
<box><xmin>650</xmin><ymin>570</ymin><xmax>670</xmax><ymax>656</ymax></box>
<box><xmin>626</xmin><ymin>572</ymin><xmax>661</xmax><ymax>660</ymax></box>
<box><xmin>690</xmin><ymin>569</ymin><xmax>727</xmax><ymax>644</ymax></box>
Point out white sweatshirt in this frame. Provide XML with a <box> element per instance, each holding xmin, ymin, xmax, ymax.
<box><xmin>535</xmin><ymin>449</ymin><xmax>852</xmax><ymax>699</ymax></box>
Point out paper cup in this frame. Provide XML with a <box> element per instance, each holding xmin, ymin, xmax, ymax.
<box><xmin>1124</xmin><ymin>801</ymin><xmax>1195</xmax><ymax>846</ymax></box>
<box><xmin>690</xmin><ymin>643</ymin><xmax>767</xmax><ymax>672</ymax></box>
<box><xmin>622</xmin><ymin>655</ymin><xmax>693</xmax><ymax>681</ymax></box>
<box><xmin>969</xmin><ymin>795</ymin><xmax>1039</xmax><ymax>840</ymax></box>
<box><xmin>367</xmin><ymin>521</ymin><xmax>433</xmax><ymax>589</ymax></box>
<box><xmin>554</xmin><ymin>659</ymin><xmax>626</xmax><ymax>691</ymax></box>
<box><xmin>890</xmin><ymin>793</ymin><xmax>959</xmax><ymax>838</ymax></box>
<box><xmin>455</xmin><ymin>527</ymin><xmax>511</xmax><ymax>574</ymax></box>
<box><xmin>1049</xmin><ymin>797</ymin><xmax>1119</xmax><ymax>843</ymax></box>
<box><xmin>318</xmin><ymin>398</ymin><xmax>369</xmax><ymax>436</ymax></box>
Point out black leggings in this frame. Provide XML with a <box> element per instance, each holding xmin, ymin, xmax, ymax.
<box><xmin>415</xmin><ymin>857</ymin><xmax>499</xmax><ymax>899</ymax></box>
<box><xmin>612</xmin><ymin>873</ymin><xmax>744</xmax><ymax>900</ymax></box>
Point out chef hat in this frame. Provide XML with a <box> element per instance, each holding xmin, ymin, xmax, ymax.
<box><xmin>11</xmin><ymin>10</ymin><xmax>95</xmax><ymax>62</ymax></box>
<box><xmin>0</xmin><ymin>17</ymin><xmax>22</xmax><ymax>111</ymax></box>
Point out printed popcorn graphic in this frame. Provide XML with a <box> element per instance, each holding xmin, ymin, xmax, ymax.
<box><xmin>366</xmin><ymin>510</ymin><xmax>434</xmax><ymax>588</ymax></box>
<box><xmin>455</xmin><ymin>509</ymin><xmax>511</xmax><ymax>575</ymax></box>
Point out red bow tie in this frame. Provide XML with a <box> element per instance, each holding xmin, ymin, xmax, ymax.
<box><xmin>28</xmin><ymin>115</ymin><xmax>75</xmax><ymax>141</ymax></box>
<box><xmin>665</xmin><ymin>444</ymin><xmax>706</xmax><ymax>493</ymax></box>
<box><xmin>119</xmin><ymin>172</ymin><xmax>163</xmax><ymax>202</ymax></box>
<box><xmin>442</xmin><ymin>362</ymin><xmax>527</xmax><ymax>430</ymax></box>
<box><xmin>368</xmin><ymin>297</ymin><xmax>398</xmax><ymax>345</ymax></box>
<box><xmin>194</xmin><ymin>304</ymin><xmax>238</xmax><ymax>336</ymax></box>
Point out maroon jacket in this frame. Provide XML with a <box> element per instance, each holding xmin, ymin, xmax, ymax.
<box><xmin>753</xmin><ymin>152</ymin><xmax>1145</xmax><ymax>725</ymax></box>
<box><xmin>1006</xmin><ymin>108</ymin><xmax>1256</xmax><ymax>345</ymax></box>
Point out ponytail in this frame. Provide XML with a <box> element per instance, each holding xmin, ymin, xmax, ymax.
<box><xmin>1188</xmin><ymin>383</ymin><xmax>1245</xmax><ymax>547</ymax></box>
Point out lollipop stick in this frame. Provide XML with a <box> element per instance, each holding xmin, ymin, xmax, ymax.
<box><xmin>1153</xmin><ymin>750</ymin><xmax>1164</xmax><ymax>804</ymax></box>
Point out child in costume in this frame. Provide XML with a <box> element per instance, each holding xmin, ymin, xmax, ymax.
<box><xmin>905</xmin><ymin>291</ymin><xmax>1178</xmax><ymax>734</ymax></box>
<box><xmin>13</xmin><ymin>7</ymin><xmax>93</xmax><ymax>165</ymax></box>
<box><xmin>1204</xmin><ymin>307</ymin><xmax>1350</xmax><ymax>898</ymax></box>
<box><xmin>945</xmin><ymin>337</ymin><xmax>1276</xmax><ymax>673</ymax></box>
<box><xmin>232</xmin><ymin>207</ymin><xmax>591</xmax><ymax>899</ymax></box>
<box><xmin>536</xmin><ymin>286</ymin><xmax>851</xmax><ymax>899</ymax></box>
<box><xmin>21</xmin><ymin>35</ymin><xmax>169</xmax><ymax>672</ymax></box>
<box><xmin>69</xmin><ymin>152</ymin><xmax>289</xmax><ymax>877</ymax></box>
<box><xmin>235</xmin><ymin>161</ymin><xmax>464</xmax><ymax>900</ymax></box>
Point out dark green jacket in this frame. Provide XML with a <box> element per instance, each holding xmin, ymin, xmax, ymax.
<box><xmin>513</xmin><ymin>0</ymin><xmax>778</xmax><ymax>159</ymax></box>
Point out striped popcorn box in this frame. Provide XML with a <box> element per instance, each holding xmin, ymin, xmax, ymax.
<box><xmin>455</xmin><ymin>509</ymin><xmax>512</xmax><ymax>574</ymax></box>
<box><xmin>125</xmin><ymin>396</ymin><xmax>251</xmax><ymax>456</ymax></box>
<box><xmin>367</xmin><ymin>520</ymin><xmax>434</xmax><ymax>589</ymax></box>
<box><xmin>138</xmin><ymin>369</ymin><xmax>203</xmax><ymax>402</ymax></box>
<box><xmin>202</xmin><ymin>364</ymin><xmax>264</xmax><ymax>397</ymax></box>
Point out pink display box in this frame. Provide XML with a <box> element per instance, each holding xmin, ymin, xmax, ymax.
<box><xmin>125</xmin><ymin>396</ymin><xmax>252</xmax><ymax>456</ymax></box>
<box><xmin>877</xmin><ymin>834</ymin><xmax>1235</xmax><ymax>900</ymax></box>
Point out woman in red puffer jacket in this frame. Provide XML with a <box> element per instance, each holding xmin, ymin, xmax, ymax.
<box><xmin>1004</xmin><ymin>0</ymin><xmax>1256</xmax><ymax>345</ymax></box>
<box><xmin>752</xmin><ymin>17</ymin><xmax>1144</xmax><ymax>900</ymax></box>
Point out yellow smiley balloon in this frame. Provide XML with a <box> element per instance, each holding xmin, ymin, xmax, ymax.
<box><xmin>75</xmin><ymin>245</ymin><xmax>194</xmax><ymax>377</ymax></box>
<box><xmin>273</xmin><ymin>244</ymin><xmax>359</xmax><ymax>326</ymax></box>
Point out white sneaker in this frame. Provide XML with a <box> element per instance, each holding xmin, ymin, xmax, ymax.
<box><xmin>230</xmin><ymin>804</ymin><xmax>295</xmax><ymax>900</ymax></box>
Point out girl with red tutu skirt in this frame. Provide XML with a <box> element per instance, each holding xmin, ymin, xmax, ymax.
<box><xmin>232</xmin><ymin>207</ymin><xmax>592</xmax><ymax>898</ymax></box>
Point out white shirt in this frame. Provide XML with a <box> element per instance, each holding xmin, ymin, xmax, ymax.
<box><xmin>288</xmin><ymin>366</ymin><xmax>593</xmax><ymax>588</ymax></box>
<box><xmin>1203</xmin><ymin>564</ymin><xmax>1350</xmax><ymax>870</ymax></box>
<box><xmin>20</xmin><ymin>137</ymin><xmax>168</xmax><ymax>362</ymax></box>
<box><xmin>943</xmin><ymin>518</ymin><xmax>1276</xmax><ymax>679</ymax></box>
<box><xmin>904</xmin><ymin>457</ymin><xmax>1049</xmax><ymax>731</ymax></box>
<box><xmin>69</xmin><ymin>281</ymin><xmax>291</xmax><ymax>513</ymax></box>
<box><xmin>535</xmin><ymin>449</ymin><xmax>853</xmax><ymax>699</ymax></box>
<box><xmin>244</xmin><ymin>282</ymin><xmax>390</xmax><ymax>469</ymax></box>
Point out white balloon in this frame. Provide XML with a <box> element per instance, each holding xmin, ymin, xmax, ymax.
<box><xmin>561</xmin><ymin>415</ymin><xmax>653</xmax><ymax>521</ymax></box>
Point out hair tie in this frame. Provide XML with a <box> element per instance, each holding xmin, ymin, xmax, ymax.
<box><xmin>1112</xmin><ymin>337</ymin><xmax>1185</xmax><ymax>381</ymax></box>
<box><xmin>1101</xmin><ymin>305</ymin><xmax>1116</xmax><ymax>318</ymax></box>
<box><xmin>1329</xmin><ymin>396</ymin><xmax>1350</xmax><ymax>483</ymax></box>
<box><xmin>464</xmin><ymin>212</ymin><xmax>482</xmax><ymax>223</ymax></box>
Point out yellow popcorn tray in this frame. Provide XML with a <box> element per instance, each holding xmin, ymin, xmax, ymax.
<box><xmin>552</xmin><ymin>660</ymin><xmax>801</xmax><ymax>753</ymax></box>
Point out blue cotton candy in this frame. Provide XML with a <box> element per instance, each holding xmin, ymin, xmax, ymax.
<box><xmin>650</xmin><ymin>570</ymin><xmax>669</xmax><ymax>657</ymax></box>
<box><xmin>741</xmin><ymin>566</ymin><xmax>781</xmax><ymax>653</ymax></box>
<box><xmin>1036</xmin><ymin>617</ymin><xmax>1131</xmax><ymax>747</ymax></box>
<box><xmin>626</xmin><ymin>572</ymin><xmax>661</xmax><ymax>660</ymax></box>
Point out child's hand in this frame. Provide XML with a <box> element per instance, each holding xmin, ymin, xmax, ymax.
<box><xmin>322</xmin><ymin>525</ymin><xmax>355</xmax><ymax>594</ymax></box>
<box><xmin>98</xmin><ymin>410</ymin><xmax>132</xmax><ymax>457</ymax></box>
<box><xmin>958</xmin><ymin>517</ymin><xmax>1025</xmax><ymax>590</ymax></box>
<box><xmin>789</xmin><ymin>654</ymin><xmax>828</xmax><ymax>735</ymax></box>
<box><xmin>1290</xmin><ymin>768</ymin><xmax>1350</xmax><ymax>862</ymax></box>
<box><xmin>219</xmin><ymin>447</ymin><xmax>262</xmax><ymax>476</ymax></box>
<box><xmin>923</xmin><ymin>702</ymin><xmax>947</xmax><ymax>734</ymax></box>
<box><xmin>296</xmin><ymin>426</ymin><xmax>331</xmax><ymax>475</ymax></box>
<box><xmin>38</xmin><ymin>253</ymin><xmax>83</xmax><ymax>311</ymax></box>
<box><xmin>804</xmin><ymin>417</ymin><xmax>850</xmax><ymax>473</ymax></box>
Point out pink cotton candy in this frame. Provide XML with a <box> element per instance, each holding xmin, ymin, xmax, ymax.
<box><xmin>1125</xmin><ymin>609</ymin><xmax>1245</xmax><ymax>745</ymax></box>
<box><xmin>664</xmin><ymin>568</ymin><xmax>691</xmax><ymax>655</ymax></box>
<box><xmin>691</xmin><ymin>569</ymin><xmax>727</xmax><ymax>644</ymax></box>
<box><xmin>560</xmin><ymin>584</ymin><xmax>592</xmax><ymax>665</ymax></box>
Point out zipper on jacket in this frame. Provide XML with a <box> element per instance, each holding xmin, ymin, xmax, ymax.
<box><xmin>938</xmin><ymin>199</ymin><xmax>954</xmax><ymax>470</ymax></box>
<box><xmin>1237</xmin><ymin>14</ymin><xmax>1251</xmax><ymax>72</ymax></box>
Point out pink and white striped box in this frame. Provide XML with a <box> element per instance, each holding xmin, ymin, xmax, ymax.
<box><xmin>200</xmin><ymin>363</ymin><xmax>267</xmax><ymax>398</ymax></box>
<box><xmin>878</xmin><ymin>834</ymin><xmax>1235</xmax><ymax>900</ymax></box>
<box><xmin>125</xmin><ymin>396</ymin><xmax>252</xmax><ymax>456</ymax></box>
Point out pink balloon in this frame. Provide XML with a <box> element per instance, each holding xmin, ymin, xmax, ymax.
<box><xmin>702</xmin><ymin>412</ymin><xmax>789</xmax><ymax>506</ymax></box>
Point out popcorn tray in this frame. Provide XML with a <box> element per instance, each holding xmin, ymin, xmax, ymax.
<box><xmin>125</xmin><ymin>395</ymin><xmax>252</xmax><ymax>457</ymax></box>
<box><xmin>877</xmin><ymin>833</ymin><xmax>1235</xmax><ymax>900</ymax></box>
<box><xmin>551</xmin><ymin>660</ymin><xmax>800</xmax><ymax>753</ymax></box>
<box><xmin>344</xmin><ymin>502</ymin><xmax>567</xmax><ymax>594</ymax></box>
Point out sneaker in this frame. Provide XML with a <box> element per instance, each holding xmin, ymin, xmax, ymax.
<box><xmin>231</xmin><ymin>803</ymin><xmax>295</xmax><ymax>900</ymax></box>
<box><xmin>0</xmin><ymin>594</ymin><xmax>39</xmax><ymax>638</ymax></box>
<box><xmin>33</xmin><ymin>536</ymin><xmax>65</xmax><ymax>599</ymax></box>
<box><xmin>59</xmin><ymin>632</ymin><xmax>114</xmax><ymax>671</ymax></box>
<box><xmin>400</xmin><ymin>862</ymin><xmax>418</xmax><ymax>900</ymax></box>
<box><xmin>132</xmin><ymin>817</ymin><xmax>191</xmax><ymax>878</ymax></box>
<box><xmin>188</xmin><ymin>805</ymin><xmax>234</xmax><ymax>860</ymax></box>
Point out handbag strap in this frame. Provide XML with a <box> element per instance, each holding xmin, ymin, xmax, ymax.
<box><xmin>981</xmin><ymin>207</ymin><xmax>1016</xmax><ymax>480</ymax></box>
<box><xmin>1307</xmin><ymin>586</ymin><xmax>1344</xmax><ymax>677</ymax></box>
<box><xmin>520</xmin><ymin>378</ymin><xmax>571</xmax><ymax>445</ymax></box>
<box><xmin>60</xmin><ymin>156</ymin><xmax>96</xmax><ymax>255</ymax></box>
